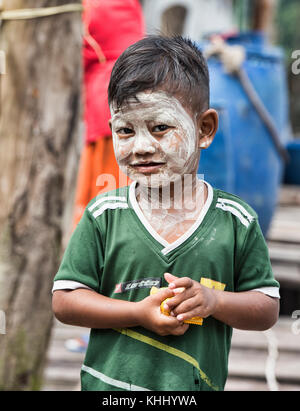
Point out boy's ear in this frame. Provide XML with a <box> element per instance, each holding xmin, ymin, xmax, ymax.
<box><xmin>197</xmin><ymin>109</ymin><xmax>218</xmax><ymax>150</ymax></box>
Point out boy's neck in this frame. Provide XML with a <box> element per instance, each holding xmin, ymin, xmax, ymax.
<box><xmin>135</xmin><ymin>176</ymin><xmax>207</xmax><ymax>243</ymax></box>
<box><xmin>136</xmin><ymin>175</ymin><xmax>205</xmax><ymax>211</ymax></box>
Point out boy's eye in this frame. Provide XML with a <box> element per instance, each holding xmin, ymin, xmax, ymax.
<box><xmin>152</xmin><ymin>125</ymin><xmax>171</xmax><ymax>133</ymax></box>
<box><xmin>117</xmin><ymin>127</ymin><xmax>134</xmax><ymax>137</ymax></box>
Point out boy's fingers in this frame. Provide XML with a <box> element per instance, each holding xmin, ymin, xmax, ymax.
<box><xmin>167</xmin><ymin>276</ymin><xmax>194</xmax><ymax>290</ymax></box>
<box><xmin>163</xmin><ymin>291</ymin><xmax>186</xmax><ymax>311</ymax></box>
<box><xmin>164</xmin><ymin>286</ymin><xmax>196</xmax><ymax>311</ymax></box>
<box><xmin>164</xmin><ymin>272</ymin><xmax>179</xmax><ymax>284</ymax></box>
<box><xmin>176</xmin><ymin>309</ymin><xmax>202</xmax><ymax>322</ymax></box>
<box><xmin>171</xmin><ymin>295</ymin><xmax>200</xmax><ymax>316</ymax></box>
<box><xmin>155</xmin><ymin>287</ymin><xmax>174</xmax><ymax>303</ymax></box>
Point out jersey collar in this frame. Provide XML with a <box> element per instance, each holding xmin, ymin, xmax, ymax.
<box><xmin>128</xmin><ymin>179</ymin><xmax>214</xmax><ymax>256</ymax></box>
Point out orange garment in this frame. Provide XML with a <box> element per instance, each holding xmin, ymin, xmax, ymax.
<box><xmin>73</xmin><ymin>137</ymin><xmax>130</xmax><ymax>228</ymax></box>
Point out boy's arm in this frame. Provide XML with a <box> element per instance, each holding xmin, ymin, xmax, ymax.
<box><xmin>52</xmin><ymin>287</ymin><xmax>189</xmax><ymax>336</ymax></box>
<box><xmin>52</xmin><ymin>208</ymin><xmax>189</xmax><ymax>337</ymax></box>
<box><xmin>163</xmin><ymin>273</ymin><xmax>279</xmax><ymax>331</ymax></box>
<box><xmin>211</xmin><ymin>288</ymin><xmax>279</xmax><ymax>330</ymax></box>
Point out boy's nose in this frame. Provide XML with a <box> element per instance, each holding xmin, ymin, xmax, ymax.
<box><xmin>132</xmin><ymin>132</ymin><xmax>156</xmax><ymax>155</ymax></box>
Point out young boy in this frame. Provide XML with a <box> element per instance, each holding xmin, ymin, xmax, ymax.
<box><xmin>52</xmin><ymin>36</ymin><xmax>280</xmax><ymax>391</ymax></box>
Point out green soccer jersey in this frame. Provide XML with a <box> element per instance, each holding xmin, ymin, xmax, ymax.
<box><xmin>53</xmin><ymin>181</ymin><xmax>279</xmax><ymax>391</ymax></box>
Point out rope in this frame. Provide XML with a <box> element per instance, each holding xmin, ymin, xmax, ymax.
<box><xmin>0</xmin><ymin>3</ymin><xmax>105</xmax><ymax>66</ymax></box>
<box><xmin>204</xmin><ymin>36</ymin><xmax>289</xmax><ymax>163</ymax></box>
<box><xmin>236</xmin><ymin>68</ymin><xmax>289</xmax><ymax>163</ymax></box>
<box><xmin>0</xmin><ymin>3</ymin><xmax>83</xmax><ymax>71</ymax></box>
<box><xmin>0</xmin><ymin>2</ymin><xmax>83</xmax><ymax>120</ymax></box>
<box><xmin>0</xmin><ymin>4</ymin><xmax>83</xmax><ymax>21</ymax></box>
<box><xmin>83</xmin><ymin>13</ymin><xmax>106</xmax><ymax>64</ymax></box>
<box><xmin>263</xmin><ymin>329</ymin><xmax>279</xmax><ymax>391</ymax></box>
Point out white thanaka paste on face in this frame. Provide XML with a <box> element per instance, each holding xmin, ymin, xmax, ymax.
<box><xmin>110</xmin><ymin>90</ymin><xmax>207</xmax><ymax>243</ymax></box>
<box><xmin>110</xmin><ymin>90</ymin><xmax>200</xmax><ymax>188</ymax></box>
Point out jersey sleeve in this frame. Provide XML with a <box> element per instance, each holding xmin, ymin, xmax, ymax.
<box><xmin>235</xmin><ymin>218</ymin><xmax>280</xmax><ymax>294</ymax></box>
<box><xmin>52</xmin><ymin>209</ymin><xmax>103</xmax><ymax>293</ymax></box>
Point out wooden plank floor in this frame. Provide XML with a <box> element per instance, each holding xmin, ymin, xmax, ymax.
<box><xmin>226</xmin><ymin>317</ymin><xmax>300</xmax><ymax>391</ymax></box>
<box><xmin>42</xmin><ymin>185</ymin><xmax>300</xmax><ymax>391</ymax></box>
<box><xmin>42</xmin><ymin>321</ymin><xmax>85</xmax><ymax>391</ymax></box>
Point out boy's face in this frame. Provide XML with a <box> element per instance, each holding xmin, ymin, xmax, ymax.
<box><xmin>110</xmin><ymin>90</ymin><xmax>202</xmax><ymax>187</ymax></box>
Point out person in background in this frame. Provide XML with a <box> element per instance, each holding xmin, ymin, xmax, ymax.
<box><xmin>73</xmin><ymin>0</ymin><xmax>145</xmax><ymax>227</ymax></box>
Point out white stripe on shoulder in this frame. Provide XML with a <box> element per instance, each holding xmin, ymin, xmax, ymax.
<box><xmin>251</xmin><ymin>287</ymin><xmax>280</xmax><ymax>298</ymax></box>
<box><xmin>92</xmin><ymin>202</ymin><xmax>129</xmax><ymax>218</ymax></box>
<box><xmin>216</xmin><ymin>203</ymin><xmax>250</xmax><ymax>227</ymax></box>
<box><xmin>52</xmin><ymin>280</ymin><xmax>93</xmax><ymax>294</ymax></box>
<box><xmin>217</xmin><ymin>197</ymin><xmax>254</xmax><ymax>223</ymax></box>
<box><xmin>88</xmin><ymin>195</ymin><xmax>127</xmax><ymax>212</ymax></box>
<box><xmin>81</xmin><ymin>365</ymin><xmax>150</xmax><ymax>391</ymax></box>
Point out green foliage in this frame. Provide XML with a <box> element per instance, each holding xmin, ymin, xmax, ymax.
<box><xmin>276</xmin><ymin>0</ymin><xmax>300</xmax><ymax>62</ymax></box>
<box><xmin>233</xmin><ymin>0</ymin><xmax>252</xmax><ymax>31</ymax></box>
<box><xmin>276</xmin><ymin>0</ymin><xmax>300</xmax><ymax>134</ymax></box>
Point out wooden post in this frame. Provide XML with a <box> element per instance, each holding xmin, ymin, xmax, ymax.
<box><xmin>252</xmin><ymin>0</ymin><xmax>276</xmax><ymax>40</ymax></box>
<box><xmin>0</xmin><ymin>0</ymin><xmax>82</xmax><ymax>390</ymax></box>
<box><xmin>161</xmin><ymin>5</ymin><xmax>187</xmax><ymax>37</ymax></box>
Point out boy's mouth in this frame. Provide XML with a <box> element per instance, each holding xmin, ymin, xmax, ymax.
<box><xmin>130</xmin><ymin>161</ymin><xmax>166</xmax><ymax>174</ymax></box>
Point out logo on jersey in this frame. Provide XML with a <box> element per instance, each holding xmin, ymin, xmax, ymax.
<box><xmin>114</xmin><ymin>277</ymin><xmax>162</xmax><ymax>293</ymax></box>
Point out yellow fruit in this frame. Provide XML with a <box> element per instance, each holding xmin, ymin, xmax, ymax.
<box><xmin>160</xmin><ymin>298</ymin><xmax>171</xmax><ymax>316</ymax></box>
<box><xmin>150</xmin><ymin>286</ymin><xmax>163</xmax><ymax>295</ymax></box>
<box><xmin>150</xmin><ymin>286</ymin><xmax>203</xmax><ymax>325</ymax></box>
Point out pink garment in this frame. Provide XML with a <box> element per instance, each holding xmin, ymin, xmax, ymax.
<box><xmin>83</xmin><ymin>0</ymin><xmax>145</xmax><ymax>143</ymax></box>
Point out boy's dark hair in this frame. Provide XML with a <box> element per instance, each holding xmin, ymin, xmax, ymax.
<box><xmin>108</xmin><ymin>35</ymin><xmax>210</xmax><ymax>113</ymax></box>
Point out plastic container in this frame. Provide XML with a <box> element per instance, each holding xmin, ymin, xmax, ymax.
<box><xmin>284</xmin><ymin>139</ymin><xmax>300</xmax><ymax>185</ymax></box>
<box><xmin>197</xmin><ymin>32</ymin><xmax>292</xmax><ymax>235</ymax></box>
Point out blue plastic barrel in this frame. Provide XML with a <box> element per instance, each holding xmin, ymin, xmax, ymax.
<box><xmin>197</xmin><ymin>32</ymin><xmax>291</xmax><ymax>235</ymax></box>
<box><xmin>284</xmin><ymin>139</ymin><xmax>300</xmax><ymax>185</ymax></box>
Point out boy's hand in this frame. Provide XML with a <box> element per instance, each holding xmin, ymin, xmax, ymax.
<box><xmin>136</xmin><ymin>287</ymin><xmax>189</xmax><ymax>336</ymax></box>
<box><xmin>163</xmin><ymin>273</ymin><xmax>218</xmax><ymax>322</ymax></box>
